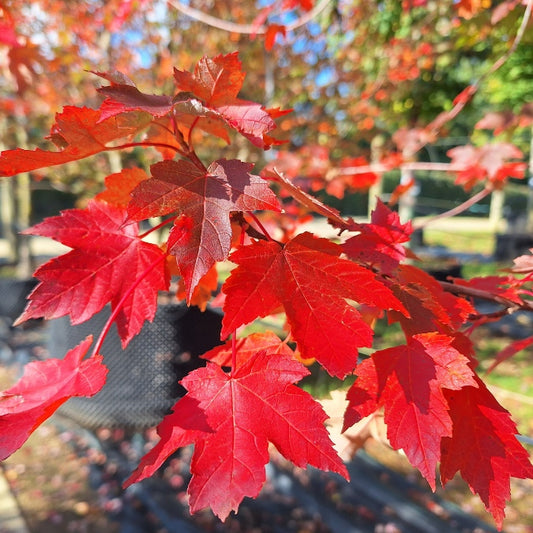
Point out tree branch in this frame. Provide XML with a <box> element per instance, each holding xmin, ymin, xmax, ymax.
<box><xmin>167</xmin><ymin>0</ymin><xmax>333</xmax><ymax>35</ymax></box>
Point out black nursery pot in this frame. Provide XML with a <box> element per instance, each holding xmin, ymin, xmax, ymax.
<box><xmin>0</xmin><ymin>278</ymin><xmax>38</xmax><ymax>321</ymax></box>
<box><xmin>47</xmin><ymin>303</ymin><xmax>223</xmax><ymax>430</ymax></box>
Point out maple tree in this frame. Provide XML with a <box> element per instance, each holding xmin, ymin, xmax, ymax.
<box><xmin>1</xmin><ymin>1</ymin><xmax>533</xmax><ymax>530</ymax></box>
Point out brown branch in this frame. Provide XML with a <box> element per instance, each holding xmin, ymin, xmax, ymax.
<box><xmin>413</xmin><ymin>187</ymin><xmax>492</xmax><ymax>230</ymax></box>
<box><xmin>440</xmin><ymin>280</ymin><xmax>533</xmax><ymax>312</ymax></box>
<box><xmin>167</xmin><ymin>0</ymin><xmax>333</xmax><ymax>35</ymax></box>
<box><xmin>328</xmin><ymin>161</ymin><xmax>467</xmax><ymax>178</ymax></box>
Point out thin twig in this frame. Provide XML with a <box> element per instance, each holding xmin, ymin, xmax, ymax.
<box><xmin>413</xmin><ymin>187</ymin><xmax>492</xmax><ymax>230</ymax></box>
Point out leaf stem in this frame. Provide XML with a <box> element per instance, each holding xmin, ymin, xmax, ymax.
<box><xmin>91</xmin><ymin>254</ymin><xmax>167</xmax><ymax>357</ymax></box>
<box><xmin>248</xmin><ymin>212</ymin><xmax>273</xmax><ymax>241</ymax></box>
<box><xmin>110</xmin><ymin>141</ymin><xmax>184</xmax><ymax>155</ymax></box>
<box><xmin>138</xmin><ymin>215</ymin><xmax>178</xmax><ymax>239</ymax></box>
<box><xmin>231</xmin><ymin>332</ymin><xmax>237</xmax><ymax>377</ymax></box>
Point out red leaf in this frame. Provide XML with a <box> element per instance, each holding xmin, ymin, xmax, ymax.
<box><xmin>0</xmin><ymin>22</ymin><xmax>19</xmax><ymax>47</ymax></box>
<box><xmin>454</xmin><ymin>0</ymin><xmax>489</xmax><ymax>18</ymax></box>
<box><xmin>447</xmin><ymin>143</ymin><xmax>524</xmax><ymax>190</ymax></box>
<box><xmin>264</xmin><ymin>24</ymin><xmax>286</xmax><ymax>50</ymax></box>
<box><xmin>6</xmin><ymin>42</ymin><xmax>44</xmax><ymax>94</ymax></box>
<box><xmin>176</xmin><ymin>263</ymin><xmax>219</xmax><ymax>311</ymax></box>
<box><xmin>0</xmin><ymin>107</ymin><xmax>151</xmax><ymax>177</ymax></box>
<box><xmin>345</xmin><ymin>333</ymin><xmax>477</xmax><ymax>488</ymax></box>
<box><xmin>440</xmin><ymin>378</ymin><xmax>533</xmax><ymax>529</ymax></box>
<box><xmin>124</xmin><ymin>350</ymin><xmax>347</xmax><ymax>520</ymax></box>
<box><xmin>0</xmin><ymin>337</ymin><xmax>107</xmax><ymax>460</ymax></box>
<box><xmin>475</xmin><ymin>111</ymin><xmax>517</xmax><ymax>135</ymax></box>
<box><xmin>388</xmin><ymin>176</ymin><xmax>415</xmax><ymax>206</ymax></box>
<box><xmin>17</xmin><ymin>201</ymin><xmax>168</xmax><ymax>346</ymax></box>
<box><xmin>486</xmin><ymin>336</ymin><xmax>533</xmax><ymax>373</ymax></box>
<box><xmin>343</xmin><ymin>199</ymin><xmax>412</xmax><ymax>274</ymax></box>
<box><xmin>451</xmin><ymin>275</ymin><xmax>524</xmax><ymax>305</ymax></box>
<box><xmin>339</xmin><ymin>156</ymin><xmax>379</xmax><ymax>192</ymax></box>
<box><xmin>452</xmin><ymin>85</ymin><xmax>478</xmax><ymax>106</ymax></box>
<box><xmin>95</xmin><ymin>167</ymin><xmax>150</xmax><ymax>207</ymax></box>
<box><xmin>128</xmin><ymin>158</ymin><xmax>280</xmax><ymax>299</ymax></box>
<box><xmin>173</xmin><ymin>53</ymin><xmax>283</xmax><ymax>148</ymax></box>
<box><xmin>389</xmin><ymin>265</ymin><xmax>475</xmax><ymax>337</ymax></box>
<box><xmin>93</xmin><ymin>70</ymin><xmax>173</xmax><ymax>121</ymax></box>
<box><xmin>222</xmin><ymin>233</ymin><xmax>406</xmax><ymax>378</ymax></box>
<box><xmin>202</xmin><ymin>331</ymin><xmax>294</xmax><ymax>368</ymax></box>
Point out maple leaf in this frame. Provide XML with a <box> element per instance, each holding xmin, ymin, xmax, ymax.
<box><xmin>343</xmin><ymin>199</ymin><xmax>412</xmax><ymax>274</ymax></box>
<box><xmin>0</xmin><ymin>337</ymin><xmax>107</xmax><ymax>460</ymax></box>
<box><xmin>143</xmin><ymin>117</ymin><xmax>185</xmax><ymax>159</ymax></box>
<box><xmin>95</xmin><ymin>167</ymin><xmax>149</xmax><ymax>207</ymax></box>
<box><xmin>440</xmin><ymin>377</ymin><xmax>533</xmax><ymax>529</ymax></box>
<box><xmin>264</xmin><ymin>24</ymin><xmax>286</xmax><ymax>50</ymax></box>
<box><xmin>0</xmin><ymin>106</ymin><xmax>151</xmax><ymax>177</ymax></box>
<box><xmin>475</xmin><ymin>111</ymin><xmax>517</xmax><ymax>135</ymax></box>
<box><xmin>124</xmin><ymin>350</ymin><xmax>347</xmax><ymax>520</ymax></box>
<box><xmin>451</xmin><ymin>275</ymin><xmax>524</xmax><ymax>305</ymax></box>
<box><xmin>7</xmin><ymin>41</ymin><xmax>44</xmax><ymax>94</ymax></box>
<box><xmin>222</xmin><ymin>232</ymin><xmax>406</xmax><ymax>378</ymax></box>
<box><xmin>337</xmin><ymin>156</ymin><xmax>379</xmax><ymax>193</ymax></box>
<box><xmin>486</xmin><ymin>336</ymin><xmax>533</xmax><ymax>373</ymax></box>
<box><xmin>344</xmin><ymin>333</ymin><xmax>477</xmax><ymax>488</ymax></box>
<box><xmin>388</xmin><ymin>264</ymin><xmax>474</xmax><ymax>337</ymax></box>
<box><xmin>127</xmin><ymin>158</ymin><xmax>280</xmax><ymax>299</ymax></box>
<box><xmin>455</xmin><ymin>0</ymin><xmax>489</xmax><ymax>19</ymax></box>
<box><xmin>176</xmin><ymin>263</ymin><xmax>219</xmax><ymax>311</ymax></box>
<box><xmin>447</xmin><ymin>143</ymin><xmax>525</xmax><ymax>191</ymax></box>
<box><xmin>92</xmin><ymin>70</ymin><xmax>174</xmax><ymax>122</ymax></box>
<box><xmin>173</xmin><ymin>52</ymin><xmax>285</xmax><ymax>148</ymax></box>
<box><xmin>202</xmin><ymin>331</ymin><xmax>295</xmax><ymax>368</ymax></box>
<box><xmin>17</xmin><ymin>201</ymin><xmax>168</xmax><ymax>346</ymax></box>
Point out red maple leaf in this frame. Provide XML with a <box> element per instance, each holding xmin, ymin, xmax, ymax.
<box><xmin>344</xmin><ymin>333</ymin><xmax>477</xmax><ymax>489</ymax></box>
<box><xmin>0</xmin><ymin>337</ymin><xmax>107</xmax><ymax>460</ymax></box>
<box><xmin>202</xmin><ymin>331</ymin><xmax>295</xmax><ymax>368</ymax></box>
<box><xmin>93</xmin><ymin>70</ymin><xmax>173</xmax><ymax>121</ymax></box>
<box><xmin>451</xmin><ymin>275</ymin><xmax>524</xmax><ymax>305</ymax></box>
<box><xmin>486</xmin><ymin>336</ymin><xmax>533</xmax><ymax>373</ymax></box>
<box><xmin>222</xmin><ymin>232</ymin><xmax>406</xmax><ymax>378</ymax></box>
<box><xmin>124</xmin><ymin>350</ymin><xmax>347</xmax><ymax>520</ymax></box>
<box><xmin>173</xmin><ymin>52</ymin><xmax>285</xmax><ymax>148</ymax></box>
<box><xmin>343</xmin><ymin>199</ymin><xmax>412</xmax><ymax>274</ymax></box>
<box><xmin>95</xmin><ymin>167</ymin><xmax>150</xmax><ymax>207</ymax></box>
<box><xmin>264</xmin><ymin>24</ymin><xmax>286</xmax><ymax>50</ymax></box>
<box><xmin>0</xmin><ymin>106</ymin><xmax>151</xmax><ymax>177</ymax></box>
<box><xmin>440</xmin><ymin>377</ymin><xmax>533</xmax><ymax>529</ymax></box>
<box><xmin>447</xmin><ymin>143</ymin><xmax>525</xmax><ymax>190</ymax></box>
<box><xmin>475</xmin><ymin>111</ymin><xmax>517</xmax><ymax>135</ymax></box>
<box><xmin>127</xmin><ymin>158</ymin><xmax>280</xmax><ymax>299</ymax></box>
<box><xmin>388</xmin><ymin>265</ymin><xmax>474</xmax><ymax>337</ymax></box>
<box><xmin>338</xmin><ymin>156</ymin><xmax>379</xmax><ymax>193</ymax></box>
<box><xmin>17</xmin><ymin>200</ymin><xmax>168</xmax><ymax>346</ymax></box>
<box><xmin>455</xmin><ymin>0</ymin><xmax>489</xmax><ymax>18</ymax></box>
<box><xmin>176</xmin><ymin>263</ymin><xmax>219</xmax><ymax>311</ymax></box>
